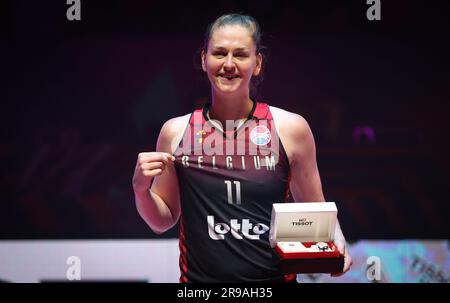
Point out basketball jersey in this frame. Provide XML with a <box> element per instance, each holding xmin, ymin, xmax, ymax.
<box><xmin>173</xmin><ymin>101</ymin><xmax>296</xmax><ymax>282</ymax></box>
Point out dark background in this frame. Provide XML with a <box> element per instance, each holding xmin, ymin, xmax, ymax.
<box><xmin>1</xmin><ymin>0</ymin><xmax>449</xmax><ymax>240</ymax></box>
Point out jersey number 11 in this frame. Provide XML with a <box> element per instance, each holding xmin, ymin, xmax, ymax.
<box><xmin>224</xmin><ymin>180</ymin><xmax>241</xmax><ymax>205</ymax></box>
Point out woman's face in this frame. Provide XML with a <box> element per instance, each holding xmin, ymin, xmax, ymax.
<box><xmin>202</xmin><ymin>24</ymin><xmax>262</xmax><ymax>96</ymax></box>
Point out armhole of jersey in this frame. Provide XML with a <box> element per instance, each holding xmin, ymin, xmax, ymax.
<box><xmin>269</xmin><ymin>106</ymin><xmax>292</xmax><ymax>171</ymax></box>
<box><xmin>173</xmin><ymin>113</ymin><xmax>193</xmax><ymax>156</ymax></box>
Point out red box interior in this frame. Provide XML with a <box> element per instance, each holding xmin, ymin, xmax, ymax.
<box><xmin>275</xmin><ymin>241</ymin><xmax>341</xmax><ymax>259</ymax></box>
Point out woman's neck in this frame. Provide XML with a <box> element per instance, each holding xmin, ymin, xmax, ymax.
<box><xmin>208</xmin><ymin>90</ymin><xmax>254</xmax><ymax>125</ymax></box>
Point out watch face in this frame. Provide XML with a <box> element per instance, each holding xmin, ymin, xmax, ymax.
<box><xmin>316</xmin><ymin>242</ymin><xmax>330</xmax><ymax>251</ymax></box>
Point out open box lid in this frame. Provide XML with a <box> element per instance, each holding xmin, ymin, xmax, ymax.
<box><xmin>269</xmin><ymin>202</ymin><xmax>338</xmax><ymax>248</ymax></box>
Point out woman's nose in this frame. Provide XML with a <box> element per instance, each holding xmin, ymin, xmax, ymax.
<box><xmin>224</xmin><ymin>54</ymin><xmax>235</xmax><ymax>69</ymax></box>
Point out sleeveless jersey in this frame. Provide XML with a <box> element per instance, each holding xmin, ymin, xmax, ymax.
<box><xmin>173</xmin><ymin>101</ymin><xmax>295</xmax><ymax>282</ymax></box>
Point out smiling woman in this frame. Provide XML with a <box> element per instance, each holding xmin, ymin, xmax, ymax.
<box><xmin>201</xmin><ymin>23</ymin><xmax>262</xmax><ymax>103</ymax></box>
<box><xmin>132</xmin><ymin>13</ymin><xmax>352</xmax><ymax>282</ymax></box>
<box><xmin>198</xmin><ymin>15</ymin><xmax>263</xmax><ymax>125</ymax></box>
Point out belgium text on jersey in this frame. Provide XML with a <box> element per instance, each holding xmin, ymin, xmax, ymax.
<box><xmin>179</xmin><ymin>155</ymin><xmax>278</xmax><ymax>171</ymax></box>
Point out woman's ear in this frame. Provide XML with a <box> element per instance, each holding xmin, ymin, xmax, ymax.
<box><xmin>201</xmin><ymin>50</ymin><xmax>207</xmax><ymax>72</ymax></box>
<box><xmin>253</xmin><ymin>53</ymin><xmax>262</xmax><ymax>76</ymax></box>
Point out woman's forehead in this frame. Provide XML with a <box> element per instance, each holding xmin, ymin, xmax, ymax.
<box><xmin>209</xmin><ymin>25</ymin><xmax>255</xmax><ymax>50</ymax></box>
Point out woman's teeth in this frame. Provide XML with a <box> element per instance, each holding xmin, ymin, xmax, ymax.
<box><xmin>219</xmin><ymin>75</ymin><xmax>239</xmax><ymax>80</ymax></box>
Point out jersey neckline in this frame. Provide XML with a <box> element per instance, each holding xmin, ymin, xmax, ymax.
<box><xmin>201</xmin><ymin>100</ymin><xmax>269</xmax><ymax>140</ymax></box>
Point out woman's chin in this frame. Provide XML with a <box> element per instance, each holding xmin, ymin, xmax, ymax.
<box><xmin>213</xmin><ymin>84</ymin><xmax>242</xmax><ymax>95</ymax></box>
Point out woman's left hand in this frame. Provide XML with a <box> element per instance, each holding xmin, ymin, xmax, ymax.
<box><xmin>330</xmin><ymin>239</ymin><xmax>353</xmax><ymax>277</ymax></box>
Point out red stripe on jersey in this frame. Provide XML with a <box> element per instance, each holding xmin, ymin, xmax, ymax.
<box><xmin>179</xmin><ymin>216</ymin><xmax>189</xmax><ymax>282</ymax></box>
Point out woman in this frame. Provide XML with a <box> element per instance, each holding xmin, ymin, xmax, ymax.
<box><xmin>132</xmin><ymin>13</ymin><xmax>352</xmax><ymax>282</ymax></box>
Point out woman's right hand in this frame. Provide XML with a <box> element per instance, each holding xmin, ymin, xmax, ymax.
<box><xmin>132</xmin><ymin>152</ymin><xmax>175</xmax><ymax>194</ymax></box>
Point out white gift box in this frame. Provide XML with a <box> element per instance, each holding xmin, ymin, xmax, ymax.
<box><xmin>269</xmin><ymin>202</ymin><xmax>344</xmax><ymax>274</ymax></box>
<box><xmin>270</xmin><ymin>201</ymin><xmax>337</xmax><ymax>247</ymax></box>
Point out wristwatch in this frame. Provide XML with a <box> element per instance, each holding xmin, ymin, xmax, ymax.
<box><xmin>316</xmin><ymin>242</ymin><xmax>330</xmax><ymax>251</ymax></box>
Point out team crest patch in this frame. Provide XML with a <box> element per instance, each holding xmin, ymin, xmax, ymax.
<box><xmin>196</xmin><ymin>130</ymin><xmax>207</xmax><ymax>143</ymax></box>
<box><xmin>250</xmin><ymin>125</ymin><xmax>271</xmax><ymax>146</ymax></box>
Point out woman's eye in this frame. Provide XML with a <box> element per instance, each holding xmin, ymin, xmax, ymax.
<box><xmin>212</xmin><ymin>51</ymin><xmax>249</xmax><ymax>58</ymax></box>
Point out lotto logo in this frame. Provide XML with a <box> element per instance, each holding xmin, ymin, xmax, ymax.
<box><xmin>207</xmin><ymin>215</ymin><xmax>269</xmax><ymax>240</ymax></box>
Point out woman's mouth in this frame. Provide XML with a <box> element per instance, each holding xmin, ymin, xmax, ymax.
<box><xmin>217</xmin><ymin>74</ymin><xmax>240</xmax><ymax>81</ymax></box>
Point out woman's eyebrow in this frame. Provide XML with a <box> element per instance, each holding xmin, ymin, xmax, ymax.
<box><xmin>212</xmin><ymin>46</ymin><xmax>248</xmax><ymax>52</ymax></box>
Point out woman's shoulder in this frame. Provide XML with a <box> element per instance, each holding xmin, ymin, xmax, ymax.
<box><xmin>269</xmin><ymin>106</ymin><xmax>316</xmax><ymax>162</ymax></box>
<box><xmin>158</xmin><ymin>113</ymin><xmax>191</xmax><ymax>153</ymax></box>
<box><xmin>269</xmin><ymin>105</ymin><xmax>311</xmax><ymax>137</ymax></box>
<box><xmin>161</xmin><ymin>114</ymin><xmax>191</xmax><ymax>135</ymax></box>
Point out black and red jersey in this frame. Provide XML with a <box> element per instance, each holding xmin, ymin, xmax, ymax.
<box><xmin>173</xmin><ymin>101</ymin><xmax>296</xmax><ymax>282</ymax></box>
